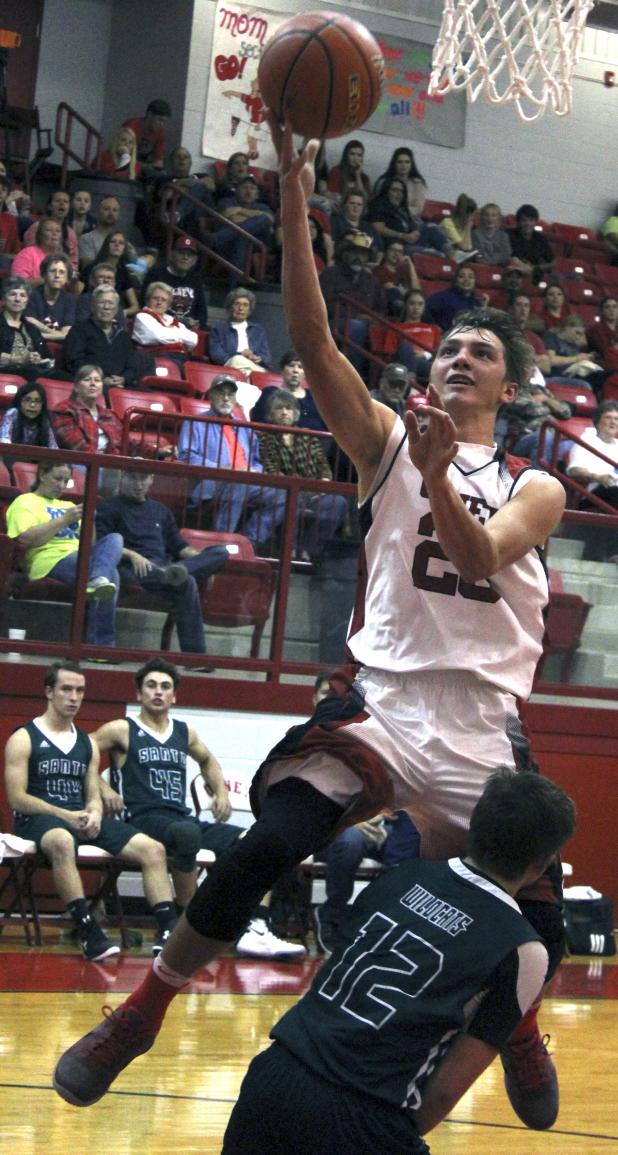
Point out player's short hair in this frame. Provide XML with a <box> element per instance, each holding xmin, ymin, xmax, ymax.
<box><xmin>44</xmin><ymin>660</ymin><xmax>84</xmax><ymax>689</ymax></box>
<box><xmin>467</xmin><ymin>769</ymin><xmax>576</xmax><ymax>880</ymax></box>
<box><xmin>443</xmin><ymin>307</ymin><xmax>534</xmax><ymax>389</ymax></box>
<box><xmin>135</xmin><ymin>658</ymin><xmax>181</xmax><ymax>690</ymax></box>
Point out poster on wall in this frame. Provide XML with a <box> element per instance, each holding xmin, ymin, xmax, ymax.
<box><xmin>364</xmin><ymin>35</ymin><xmax>466</xmax><ymax>148</ymax></box>
<box><xmin>202</xmin><ymin>2</ymin><xmax>466</xmax><ymax>169</ymax></box>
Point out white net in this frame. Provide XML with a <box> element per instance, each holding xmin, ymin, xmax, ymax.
<box><xmin>429</xmin><ymin>0</ymin><xmax>597</xmax><ymax>122</ymax></box>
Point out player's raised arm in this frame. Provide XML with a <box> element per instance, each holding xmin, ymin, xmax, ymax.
<box><xmin>273</xmin><ymin>117</ymin><xmax>393</xmax><ymax>488</ymax></box>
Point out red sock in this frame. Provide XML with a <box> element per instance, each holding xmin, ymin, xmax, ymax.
<box><xmin>123</xmin><ymin>958</ymin><xmax>191</xmax><ymax>1032</ymax></box>
<box><xmin>508</xmin><ymin>996</ymin><xmax>542</xmax><ymax>1044</ymax></box>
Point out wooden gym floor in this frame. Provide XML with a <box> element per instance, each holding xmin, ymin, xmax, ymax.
<box><xmin>1</xmin><ymin>928</ymin><xmax>617</xmax><ymax>1155</ymax></box>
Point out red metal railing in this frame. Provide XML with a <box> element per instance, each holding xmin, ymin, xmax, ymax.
<box><xmin>55</xmin><ymin>102</ymin><xmax>102</xmax><ymax>188</ymax></box>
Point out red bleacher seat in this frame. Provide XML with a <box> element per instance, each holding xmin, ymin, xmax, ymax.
<box><xmin>470</xmin><ymin>265</ymin><xmax>504</xmax><ymax>289</ymax></box>
<box><xmin>39</xmin><ymin>379</ymin><xmax>75</xmax><ymax>409</ymax></box>
<box><xmin>573</xmin><ymin>303</ymin><xmax>600</xmax><ymax>327</ymax></box>
<box><xmin>250</xmin><ymin>371</ymin><xmax>283</xmax><ymax>390</ymax></box>
<box><xmin>12</xmin><ymin>460</ymin><xmax>85</xmax><ymax>497</ymax></box>
<box><xmin>0</xmin><ymin>374</ymin><xmax>26</xmax><ymax>408</ymax></box>
<box><xmin>183</xmin><ymin>361</ymin><xmax>245</xmax><ymax>397</ymax></box>
<box><xmin>563</xmin><ymin>281</ymin><xmax>602</xmax><ymax>306</ymax></box>
<box><xmin>546</xmin><ymin>381</ymin><xmax>597</xmax><ymax>417</ymax></box>
<box><xmin>412</xmin><ymin>253</ymin><xmax>456</xmax><ymax>280</ymax></box>
<box><xmin>554</xmin><ymin>255</ymin><xmax>597</xmax><ymax>281</ymax></box>
<box><xmin>421</xmin><ymin>199</ymin><xmax>454</xmax><ymax>222</ymax></box>
<box><xmin>138</xmin><ymin>375</ymin><xmax>195</xmax><ymax>397</ymax></box>
<box><xmin>594</xmin><ymin>264</ymin><xmax>618</xmax><ymax>291</ymax></box>
<box><xmin>178</xmin><ymin>393</ymin><xmax>245</xmax><ymax>422</ymax></box>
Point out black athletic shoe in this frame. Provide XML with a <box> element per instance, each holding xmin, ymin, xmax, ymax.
<box><xmin>79</xmin><ymin>918</ymin><xmax>120</xmax><ymax>962</ymax></box>
<box><xmin>152</xmin><ymin>927</ymin><xmax>173</xmax><ymax>957</ymax></box>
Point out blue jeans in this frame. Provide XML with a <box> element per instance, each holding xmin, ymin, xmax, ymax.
<box><xmin>120</xmin><ymin>545</ymin><xmax>229</xmax><ymax>653</ymax></box>
<box><xmin>511</xmin><ymin>429</ymin><xmax>574</xmax><ymax>467</ymax></box>
<box><xmin>213</xmin><ymin>216</ymin><xmax>273</xmax><ymax>282</ymax></box>
<box><xmin>296</xmin><ymin>492</ymin><xmax>347</xmax><ymax>559</ymax></box>
<box><xmin>191</xmin><ymin>478</ymin><xmax>286</xmax><ymax>548</ymax></box>
<box><xmin>321</xmin><ymin>826</ymin><xmax>379</xmax><ymax>927</ymax></box>
<box><xmin>47</xmin><ymin>533</ymin><xmax>122</xmax><ymax>646</ymax></box>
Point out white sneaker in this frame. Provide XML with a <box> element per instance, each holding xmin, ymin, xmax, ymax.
<box><xmin>86</xmin><ymin>576</ymin><xmax>116</xmax><ymax>602</ymax></box>
<box><xmin>235</xmin><ymin>918</ymin><xmax>306</xmax><ymax>959</ymax></box>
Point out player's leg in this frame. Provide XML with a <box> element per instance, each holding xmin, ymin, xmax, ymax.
<box><xmin>115</xmin><ymin>828</ymin><xmax>178</xmax><ymax>955</ymax></box>
<box><xmin>500</xmin><ymin>866</ymin><xmax>565</xmax><ymax>1130</ymax></box>
<box><xmin>30</xmin><ymin>818</ymin><xmax>119</xmax><ymax>961</ymax></box>
<box><xmin>52</xmin><ymin>775</ymin><xmax>350</xmax><ymax>1106</ymax></box>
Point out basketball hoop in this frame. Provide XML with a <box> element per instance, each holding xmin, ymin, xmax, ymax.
<box><xmin>429</xmin><ymin>0</ymin><xmax>596</xmax><ymax>122</ymax></box>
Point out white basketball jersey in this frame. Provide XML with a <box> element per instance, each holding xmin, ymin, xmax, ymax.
<box><xmin>347</xmin><ymin>418</ymin><xmax>549</xmax><ymax>699</ymax></box>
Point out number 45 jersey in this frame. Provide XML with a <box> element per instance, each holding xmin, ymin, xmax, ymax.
<box><xmin>347</xmin><ymin>421</ymin><xmax>550</xmax><ymax>700</ymax></box>
<box><xmin>272</xmin><ymin>857</ymin><xmax>547</xmax><ymax>1112</ymax></box>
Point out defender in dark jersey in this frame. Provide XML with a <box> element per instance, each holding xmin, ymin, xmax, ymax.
<box><xmin>220</xmin><ymin>772</ymin><xmax>575</xmax><ymax>1155</ymax></box>
<box><xmin>51</xmin><ymin>128</ymin><xmax>568</xmax><ymax>1127</ymax></box>
<box><xmin>4</xmin><ymin>661</ymin><xmax>177</xmax><ymax>961</ymax></box>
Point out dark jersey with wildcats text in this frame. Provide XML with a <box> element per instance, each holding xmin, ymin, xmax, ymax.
<box><xmin>18</xmin><ymin>721</ymin><xmax>93</xmax><ymax>814</ymax></box>
<box><xmin>111</xmin><ymin>717</ymin><xmax>190</xmax><ymax>819</ymax></box>
<box><xmin>273</xmin><ymin>857</ymin><xmax>546</xmax><ymax>1112</ymax></box>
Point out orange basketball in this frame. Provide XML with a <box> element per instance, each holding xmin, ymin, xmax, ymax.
<box><xmin>258</xmin><ymin>11</ymin><xmax>384</xmax><ymax>139</ymax></box>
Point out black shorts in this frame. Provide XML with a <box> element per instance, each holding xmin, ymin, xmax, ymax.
<box><xmin>222</xmin><ymin>1041</ymin><xmax>429</xmax><ymax>1155</ymax></box>
<box><xmin>128</xmin><ymin>808</ymin><xmax>201</xmax><ymax>849</ymax></box>
<box><xmin>200</xmin><ymin>820</ymin><xmax>243</xmax><ymax>856</ymax></box>
<box><xmin>14</xmin><ymin>814</ymin><xmax>138</xmax><ymax>857</ymax></box>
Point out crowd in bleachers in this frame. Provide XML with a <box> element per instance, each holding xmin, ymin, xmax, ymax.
<box><xmin>2</xmin><ymin>98</ymin><xmax>618</xmax><ymax>577</ymax></box>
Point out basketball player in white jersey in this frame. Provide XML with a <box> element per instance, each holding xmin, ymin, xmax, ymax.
<box><xmin>53</xmin><ymin>124</ymin><xmax>566</xmax><ymax>1133</ymax></box>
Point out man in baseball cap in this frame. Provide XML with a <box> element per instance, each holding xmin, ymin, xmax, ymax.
<box><xmin>178</xmin><ymin>375</ymin><xmax>286</xmax><ymax>548</ymax></box>
<box><xmin>369</xmin><ymin>362</ymin><xmax>413</xmax><ymax>418</ymax></box>
<box><xmin>142</xmin><ymin>235</ymin><xmax>208</xmax><ymax>329</ymax></box>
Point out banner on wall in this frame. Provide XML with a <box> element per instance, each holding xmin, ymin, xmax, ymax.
<box><xmin>202</xmin><ymin>2</ymin><xmax>466</xmax><ymax>168</ymax></box>
<box><xmin>364</xmin><ymin>35</ymin><xmax>466</xmax><ymax>148</ymax></box>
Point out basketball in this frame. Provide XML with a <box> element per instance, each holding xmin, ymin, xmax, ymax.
<box><xmin>257</xmin><ymin>11</ymin><xmax>384</xmax><ymax>139</ymax></box>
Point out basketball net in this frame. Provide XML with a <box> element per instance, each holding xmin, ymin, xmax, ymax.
<box><xmin>429</xmin><ymin>0</ymin><xmax>596</xmax><ymax>121</ymax></box>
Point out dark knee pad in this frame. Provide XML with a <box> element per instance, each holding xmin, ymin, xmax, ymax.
<box><xmin>520</xmin><ymin>899</ymin><xmax>566</xmax><ymax>981</ymax></box>
<box><xmin>167</xmin><ymin>818</ymin><xmax>202</xmax><ymax>873</ymax></box>
<box><xmin>186</xmin><ymin>778</ymin><xmax>343</xmax><ymax>941</ymax></box>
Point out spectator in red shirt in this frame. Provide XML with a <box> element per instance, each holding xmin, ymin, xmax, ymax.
<box><xmin>99</xmin><ymin>125</ymin><xmax>141</xmax><ymax>181</ymax></box>
<box><xmin>0</xmin><ymin>173</ymin><xmax>20</xmax><ymax>268</ymax></box>
<box><xmin>506</xmin><ymin>293</ymin><xmax>551</xmax><ymax>376</ymax></box>
<box><xmin>123</xmin><ymin>99</ymin><xmax>171</xmax><ymax>176</ymax></box>
<box><xmin>586</xmin><ymin>296</ymin><xmax>618</xmax><ymax>371</ymax></box>
<box><xmin>372</xmin><ymin>239</ymin><xmax>420</xmax><ymax>317</ymax></box>
<box><xmin>372</xmin><ymin>287</ymin><xmax>441</xmax><ymax>385</ymax></box>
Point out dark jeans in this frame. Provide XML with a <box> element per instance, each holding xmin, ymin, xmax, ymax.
<box><xmin>119</xmin><ymin>545</ymin><xmax>228</xmax><ymax>652</ymax></box>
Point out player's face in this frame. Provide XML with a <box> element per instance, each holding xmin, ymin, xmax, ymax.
<box><xmin>430</xmin><ymin>328</ymin><xmax>517</xmax><ymax>412</ymax></box>
<box><xmin>138</xmin><ymin>673</ymin><xmax>176</xmax><ymax>714</ymax></box>
<box><xmin>46</xmin><ymin>671</ymin><xmax>86</xmax><ymax>720</ymax></box>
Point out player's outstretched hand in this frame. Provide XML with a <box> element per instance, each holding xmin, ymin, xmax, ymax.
<box><xmin>405</xmin><ymin>384</ymin><xmax>459</xmax><ymax>483</ymax></box>
<box><xmin>267</xmin><ymin>113</ymin><xmax>319</xmax><ymax>202</ymax></box>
